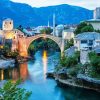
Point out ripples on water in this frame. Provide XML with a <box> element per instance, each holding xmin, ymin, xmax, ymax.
<box><xmin>0</xmin><ymin>50</ymin><xmax>100</xmax><ymax>100</ymax></box>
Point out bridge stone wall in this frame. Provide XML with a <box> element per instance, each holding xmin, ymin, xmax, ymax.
<box><xmin>12</xmin><ymin>34</ymin><xmax>65</xmax><ymax>57</ymax></box>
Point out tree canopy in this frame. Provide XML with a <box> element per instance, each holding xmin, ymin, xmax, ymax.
<box><xmin>74</xmin><ymin>22</ymin><xmax>94</xmax><ymax>35</ymax></box>
<box><xmin>0</xmin><ymin>80</ymin><xmax>32</xmax><ymax>100</ymax></box>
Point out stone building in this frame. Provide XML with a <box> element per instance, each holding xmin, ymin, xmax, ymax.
<box><xmin>62</xmin><ymin>28</ymin><xmax>75</xmax><ymax>40</ymax></box>
<box><xmin>0</xmin><ymin>18</ymin><xmax>24</xmax><ymax>49</ymax></box>
<box><xmin>94</xmin><ymin>7</ymin><xmax>100</xmax><ymax>19</ymax></box>
<box><xmin>2</xmin><ymin>18</ymin><xmax>13</xmax><ymax>31</ymax></box>
<box><xmin>85</xmin><ymin>7</ymin><xmax>100</xmax><ymax>30</ymax></box>
<box><xmin>74</xmin><ymin>32</ymin><xmax>100</xmax><ymax>51</ymax></box>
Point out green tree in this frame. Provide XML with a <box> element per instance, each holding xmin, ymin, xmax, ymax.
<box><xmin>40</xmin><ymin>28</ymin><xmax>52</xmax><ymax>34</ymax></box>
<box><xmin>59</xmin><ymin>51</ymin><xmax>80</xmax><ymax>68</ymax></box>
<box><xmin>88</xmin><ymin>52</ymin><xmax>100</xmax><ymax>73</ymax></box>
<box><xmin>28</xmin><ymin>44</ymin><xmax>35</xmax><ymax>56</ymax></box>
<box><xmin>74</xmin><ymin>22</ymin><xmax>94</xmax><ymax>35</ymax></box>
<box><xmin>64</xmin><ymin>39</ymin><xmax>74</xmax><ymax>50</ymax></box>
<box><xmin>81</xmin><ymin>25</ymin><xmax>94</xmax><ymax>33</ymax></box>
<box><xmin>0</xmin><ymin>80</ymin><xmax>32</xmax><ymax>100</ymax></box>
<box><xmin>95</xmin><ymin>29</ymin><xmax>100</xmax><ymax>33</ymax></box>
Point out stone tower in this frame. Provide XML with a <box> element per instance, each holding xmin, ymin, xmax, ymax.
<box><xmin>2</xmin><ymin>18</ymin><xmax>13</xmax><ymax>31</ymax></box>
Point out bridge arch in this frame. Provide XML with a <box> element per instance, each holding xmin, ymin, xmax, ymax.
<box><xmin>14</xmin><ymin>34</ymin><xmax>64</xmax><ymax>57</ymax></box>
<box><xmin>26</xmin><ymin>34</ymin><xmax>62</xmax><ymax>52</ymax></box>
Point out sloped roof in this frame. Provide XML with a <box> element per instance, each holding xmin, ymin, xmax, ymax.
<box><xmin>75</xmin><ymin>32</ymin><xmax>100</xmax><ymax>40</ymax></box>
<box><xmin>86</xmin><ymin>19</ymin><xmax>100</xmax><ymax>22</ymax></box>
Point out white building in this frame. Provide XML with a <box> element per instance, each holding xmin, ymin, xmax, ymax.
<box><xmin>2</xmin><ymin>18</ymin><xmax>13</xmax><ymax>31</ymax></box>
<box><xmin>74</xmin><ymin>32</ymin><xmax>100</xmax><ymax>51</ymax></box>
<box><xmin>85</xmin><ymin>7</ymin><xmax>100</xmax><ymax>30</ymax></box>
<box><xmin>62</xmin><ymin>28</ymin><xmax>75</xmax><ymax>40</ymax></box>
<box><xmin>86</xmin><ymin>19</ymin><xmax>100</xmax><ymax>30</ymax></box>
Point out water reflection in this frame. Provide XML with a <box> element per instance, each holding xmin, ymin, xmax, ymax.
<box><xmin>42</xmin><ymin>50</ymin><xmax>48</xmax><ymax>80</ymax></box>
<box><xmin>0</xmin><ymin>62</ymin><xmax>28</xmax><ymax>82</ymax></box>
<box><xmin>12</xmin><ymin>68</ymin><xmax>19</xmax><ymax>82</ymax></box>
<box><xmin>1</xmin><ymin>70</ymin><xmax>4</xmax><ymax>80</ymax></box>
<box><xmin>20</xmin><ymin>62</ymin><xmax>28</xmax><ymax>80</ymax></box>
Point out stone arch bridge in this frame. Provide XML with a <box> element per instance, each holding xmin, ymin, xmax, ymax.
<box><xmin>12</xmin><ymin>34</ymin><xmax>65</xmax><ymax>57</ymax></box>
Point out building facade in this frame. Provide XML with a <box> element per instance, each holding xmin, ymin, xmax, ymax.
<box><xmin>74</xmin><ymin>32</ymin><xmax>100</xmax><ymax>51</ymax></box>
<box><xmin>62</xmin><ymin>28</ymin><xmax>75</xmax><ymax>40</ymax></box>
<box><xmin>0</xmin><ymin>18</ymin><xmax>25</xmax><ymax>49</ymax></box>
<box><xmin>86</xmin><ymin>19</ymin><xmax>100</xmax><ymax>30</ymax></box>
<box><xmin>85</xmin><ymin>7</ymin><xmax>100</xmax><ymax>30</ymax></box>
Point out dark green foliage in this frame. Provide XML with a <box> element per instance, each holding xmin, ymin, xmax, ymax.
<box><xmin>9</xmin><ymin>51</ymin><xmax>19</xmax><ymax>58</ymax></box>
<box><xmin>81</xmin><ymin>24</ymin><xmax>94</xmax><ymax>33</ymax></box>
<box><xmin>64</xmin><ymin>39</ymin><xmax>74</xmax><ymax>50</ymax></box>
<box><xmin>60</xmin><ymin>51</ymin><xmax>80</xmax><ymax>68</ymax></box>
<box><xmin>0</xmin><ymin>44</ymin><xmax>10</xmax><ymax>57</ymax></box>
<box><xmin>88</xmin><ymin>52</ymin><xmax>100</xmax><ymax>77</ymax></box>
<box><xmin>74</xmin><ymin>22</ymin><xmax>94</xmax><ymax>35</ymax></box>
<box><xmin>0</xmin><ymin>80</ymin><xmax>32</xmax><ymax>100</ymax></box>
<box><xmin>40</xmin><ymin>27</ymin><xmax>53</xmax><ymax>34</ymax></box>
<box><xmin>67</xmin><ymin>65</ymin><xmax>80</xmax><ymax>77</ymax></box>
<box><xmin>28</xmin><ymin>44</ymin><xmax>35</xmax><ymax>56</ymax></box>
<box><xmin>95</xmin><ymin>29</ymin><xmax>100</xmax><ymax>33</ymax></box>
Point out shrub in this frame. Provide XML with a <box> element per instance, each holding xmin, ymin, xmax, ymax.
<box><xmin>0</xmin><ymin>80</ymin><xmax>32</xmax><ymax>100</ymax></box>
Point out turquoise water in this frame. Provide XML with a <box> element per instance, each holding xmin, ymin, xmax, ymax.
<box><xmin>0</xmin><ymin>50</ymin><xmax>100</xmax><ymax>100</ymax></box>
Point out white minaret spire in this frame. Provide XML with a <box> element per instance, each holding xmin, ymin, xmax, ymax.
<box><xmin>53</xmin><ymin>13</ymin><xmax>56</xmax><ymax>36</ymax></box>
<box><xmin>48</xmin><ymin>20</ymin><xmax>50</xmax><ymax>27</ymax></box>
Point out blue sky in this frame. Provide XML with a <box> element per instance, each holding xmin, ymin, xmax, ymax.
<box><xmin>11</xmin><ymin>0</ymin><xmax>100</xmax><ymax>10</ymax></box>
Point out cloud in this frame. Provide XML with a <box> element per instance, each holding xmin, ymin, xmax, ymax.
<box><xmin>11</xmin><ymin>0</ymin><xmax>100</xmax><ymax>9</ymax></box>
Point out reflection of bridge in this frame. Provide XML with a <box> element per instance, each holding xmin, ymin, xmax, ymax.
<box><xmin>12</xmin><ymin>34</ymin><xmax>65</xmax><ymax>57</ymax></box>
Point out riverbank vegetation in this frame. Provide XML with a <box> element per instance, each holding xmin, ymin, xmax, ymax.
<box><xmin>55</xmin><ymin>51</ymin><xmax>100</xmax><ymax>91</ymax></box>
<box><xmin>0</xmin><ymin>80</ymin><xmax>32</xmax><ymax>100</ymax></box>
<box><xmin>87</xmin><ymin>52</ymin><xmax>100</xmax><ymax>79</ymax></box>
<box><xmin>0</xmin><ymin>44</ymin><xmax>19</xmax><ymax>59</ymax></box>
<box><xmin>55</xmin><ymin>51</ymin><xmax>80</xmax><ymax>78</ymax></box>
<box><xmin>64</xmin><ymin>39</ymin><xmax>74</xmax><ymax>50</ymax></box>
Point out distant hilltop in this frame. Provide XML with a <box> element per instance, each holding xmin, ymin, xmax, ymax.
<box><xmin>0</xmin><ymin>0</ymin><xmax>93</xmax><ymax>27</ymax></box>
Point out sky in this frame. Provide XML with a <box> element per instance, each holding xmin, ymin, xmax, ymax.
<box><xmin>11</xmin><ymin>0</ymin><xmax>100</xmax><ymax>10</ymax></box>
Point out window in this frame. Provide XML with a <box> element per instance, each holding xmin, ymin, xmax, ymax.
<box><xmin>88</xmin><ymin>40</ymin><xmax>93</xmax><ymax>46</ymax></box>
<box><xmin>81</xmin><ymin>40</ymin><xmax>87</xmax><ymax>44</ymax></box>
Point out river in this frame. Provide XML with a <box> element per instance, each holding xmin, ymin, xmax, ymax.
<box><xmin>0</xmin><ymin>50</ymin><xmax>100</xmax><ymax>100</ymax></box>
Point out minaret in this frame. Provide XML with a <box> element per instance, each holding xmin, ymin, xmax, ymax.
<box><xmin>53</xmin><ymin>13</ymin><xmax>56</xmax><ymax>36</ymax></box>
<box><xmin>48</xmin><ymin>20</ymin><xmax>50</xmax><ymax>27</ymax></box>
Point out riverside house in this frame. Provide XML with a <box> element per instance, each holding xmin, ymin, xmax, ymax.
<box><xmin>74</xmin><ymin>32</ymin><xmax>100</xmax><ymax>51</ymax></box>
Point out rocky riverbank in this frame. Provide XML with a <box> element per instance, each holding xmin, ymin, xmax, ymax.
<box><xmin>46</xmin><ymin>72</ymin><xmax>100</xmax><ymax>93</ymax></box>
<box><xmin>0</xmin><ymin>59</ymin><xmax>15</xmax><ymax>69</ymax></box>
<box><xmin>56</xmin><ymin>77</ymin><xmax>100</xmax><ymax>93</ymax></box>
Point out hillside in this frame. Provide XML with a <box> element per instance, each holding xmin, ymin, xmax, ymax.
<box><xmin>0</xmin><ymin>0</ymin><xmax>93</xmax><ymax>27</ymax></box>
